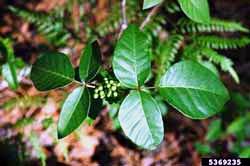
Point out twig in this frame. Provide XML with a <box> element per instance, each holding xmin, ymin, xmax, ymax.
<box><xmin>73</xmin><ymin>80</ymin><xmax>96</xmax><ymax>88</ymax></box>
<box><xmin>140</xmin><ymin>4</ymin><xmax>161</xmax><ymax>30</ymax></box>
<box><xmin>118</xmin><ymin>0</ymin><xmax>128</xmax><ymax>38</ymax></box>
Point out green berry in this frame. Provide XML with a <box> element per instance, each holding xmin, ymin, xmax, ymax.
<box><xmin>111</xmin><ymin>86</ymin><xmax>117</xmax><ymax>91</ymax></box>
<box><xmin>98</xmin><ymin>86</ymin><xmax>103</xmax><ymax>91</ymax></box>
<box><xmin>94</xmin><ymin>94</ymin><xmax>99</xmax><ymax>99</ymax></box>
<box><xmin>100</xmin><ymin>91</ymin><xmax>105</xmax><ymax>96</ymax></box>
<box><xmin>107</xmin><ymin>91</ymin><xmax>112</xmax><ymax>97</ymax></box>
<box><xmin>113</xmin><ymin>92</ymin><xmax>118</xmax><ymax>97</ymax></box>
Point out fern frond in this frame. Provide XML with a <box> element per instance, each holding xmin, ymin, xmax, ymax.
<box><xmin>96</xmin><ymin>1</ymin><xmax>137</xmax><ymax>37</ymax></box>
<box><xmin>195</xmin><ymin>36</ymin><xmax>250</xmax><ymax>50</ymax></box>
<box><xmin>144</xmin><ymin>15</ymin><xmax>166</xmax><ymax>39</ymax></box>
<box><xmin>182</xmin><ymin>44</ymin><xmax>203</xmax><ymax>60</ymax></box>
<box><xmin>178</xmin><ymin>18</ymin><xmax>249</xmax><ymax>34</ymax></box>
<box><xmin>0</xmin><ymin>38</ymin><xmax>15</xmax><ymax>62</ymax></box>
<box><xmin>201</xmin><ymin>48</ymin><xmax>239</xmax><ymax>83</ymax></box>
<box><xmin>156</xmin><ymin>34</ymin><xmax>184</xmax><ymax>83</ymax></box>
<box><xmin>9</xmin><ymin>6</ymin><xmax>71</xmax><ymax>47</ymax></box>
<box><xmin>164</xmin><ymin>1</ymin><xmax>181</xmax><ymax>14</ymax></box>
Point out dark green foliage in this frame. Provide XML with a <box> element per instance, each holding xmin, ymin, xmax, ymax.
<box><xmin>194</xmin><ymin>36</ymin><xmax>250</xmax><ymax>50</ymax></box>
<box><xmin>195</xmin><ymin>93</ymin><xmax>250</xmax><ymax>157</ymax></box>
<box><xmin>159</xmin><ymin>61</ymin><xmax>229</xmax><ymax>119</ymax></box>
<box><xmin>57</xmin><ymin>87</ymin><xmax>90</xmax><ymax>138</ymax></box>
<box><xmin>30</xmin><ymin>52</ymin><xmax>75</xmax><ymax>91</ymax></box>
<box><xmin>29</xmin><ymin>41</ymin><xmax>103</xmax><ymax>139</ymax></box>
<box><xmin>178</xmin><ymin>18</ymin><xmax>249</xmax><ymax>33</ymax></box>
<box><xmin>113</xmin><ymin>25</ymin><xmax>151</xmax><ymax>88</ymax></box>
<box><xmin>79</xmin><ymin>41</ymin><xmax>102</xmax><ymax>82</ymax></box>
<box><xmin>156</xmin><ymin>34</ymin><xmax>184</xmax><ymax>82</ymax></box>
<box><xmin>10</xmin><ymin>0</ymin><xmax>250</xmax><ymax>151</ymax></box>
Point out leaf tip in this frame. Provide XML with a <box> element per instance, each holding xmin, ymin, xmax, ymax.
<box><xmin>57</xmin><ymin>129</ymin><xmax>66</xmax><ymax>139</ymax></box>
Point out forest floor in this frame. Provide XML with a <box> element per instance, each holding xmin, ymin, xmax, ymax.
<box><xmin>1</xmin><ymin>0</ymin><xmax>250</xmax><ymax>165</ymax></box>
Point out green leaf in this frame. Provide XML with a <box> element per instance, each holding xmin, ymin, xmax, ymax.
<box><xmin>155</xmin><ymin>96</ymin><xmax>168</xmax><ymax>116</ymax></box>
<box><xmin>226</xmin><ymin>117</ymin><xmax>246</xmax><ymax>135</ymax></box>
<box><xmin>194</xmin><ymin>142</ymin><xmax>213</xmax><ymax>155</ymax></box>
<box><xmin>240</xmin><ymin>147</ymin><xmax>250</xmax><ymax>158</ymax></box>
<box><xmin>143</xmin><ymin>0</ymin><xmax>162</xmax><ymax>9</ymax></box>
<box><xmin>2</xmin><ymin>63</ymin><xmax>18</xmax><ymax>90</ymax></box>
<box><xmin>57</xmin><ymin>87</ymin><xmax>90</xmax><ymax>138</ymax></box>
<box><xmin>79</xmin><ymin>40</ymin><xmax>102</xmax><ymax>82</ymax></box>
<box><xmin>0</xmin><ymin>38</ymin><xmax>19</xmax><ymax>90</ymax></box>
<box><xmin>118</xmin><ymin>91</ymin><xmax>164</xmax><ymax>150</ymax></box>
<box><xmin>30</xmin><ymin>52</ymin><xmax>75</xmax><ymax>91</ymax></box>
<box><xmin>200</xmin><ymin>61</ymin><xmax>219</xmax><ymax>77</ymax></box>
<box><xmin>113</xmin><ymin>25</ymin><xmax>151</xmax><ymax>88</ymax></box>
<box><xmin>177</xmin><ymin>0</ymin><xmax>210</xmax><ymax>23</ymax></box>
<box><xmin>159</xmin><ymin>61</ymin><xmax>229</xmax><ymax>119</ymax></box>
<box><xmin>205</xmin><ymin>119</ymin><xmax>223</xmax><ymax>142</ymax></box>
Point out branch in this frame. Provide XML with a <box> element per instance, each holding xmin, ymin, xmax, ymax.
<box><xmin>118</xmin><ymin>0</ymin><xmax>128</xmax><ymax>38</ymax></box>
<box><xmin>140</xmin><ymin>4</ymin><xmax>161</xmax><ymax>30</ymax></box>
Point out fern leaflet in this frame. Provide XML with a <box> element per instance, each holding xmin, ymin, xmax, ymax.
<box><xmin>178</xmin><ymin>18</ymin><xmax>249</xmax><ymax>34</ymax></box>
<box><xmin>201</xmin><ymin>48</ymin><xmax>239</xmax><ymax>83</ymax></box>
<box><xmin>194</xmin><ymin>36</ymin><xmax>250</xmax><ymax>50</ymax></box>
<box><xmin>9</xmin><ymin>6</ymin><xmax>71</xmax><ymax>47</ymax></box>
<box><xmin>156</xmin><ymin>34</ymin><xmax>184</xmax><ymax>82</ymax></box>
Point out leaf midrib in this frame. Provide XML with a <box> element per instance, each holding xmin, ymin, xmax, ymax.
<box><xmin>34</xmin><ymin>66</ymin><xmax>73</xmax><ymax>82</ymax></box>
<box><xmin>63</xmin><ymin>88</ymin><xmax>84</xmax><ymax>130</ymax></box>
<box><xmin>159</xmin><ymin>85</ymin><xmax>227</xmax><ymax>97</ymax></box>
<box><xmin>132</xmin><ymin>28</ymin><xmax>139</xmax><ymax>86</ymax></box>
<box><xmin>138</xmin><ymin>92</ymin><xmax>154</xmax><ymax>145</ymax></box>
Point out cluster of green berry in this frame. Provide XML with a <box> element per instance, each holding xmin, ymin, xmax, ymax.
<box><xmin>93</xmin><ymin>78</ymin><xmax>121</xmax><ymax>100</ymax></box>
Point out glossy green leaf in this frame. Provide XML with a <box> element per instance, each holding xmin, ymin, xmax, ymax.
<box><xmin>57</xmin><ymin>87</ymin><xmax>90</xmax><ymax>138</ymax></box>
<box><xmin>118</xmin><ymin>91</ymin><xmax>164</xmax><ymax>150</ymax></box>
<box><xmin>79</xmin><ymin>40</ymin><xmax>102</xmax><ymax>82</ymax></box>
<box><xmin>143</xmin><ymin>0</ymin><xmax>162</xmax><ymax>9</ymax></box>
<box><xmin>155</xmin><ymin>96</ymin><xmax>168</xmax><ymax>116</ymax></box>
<box><xmin>178</xmin><ymin>0</ymin><xmax>210</xmax><ymax>23</ymax></box>
<box><xmin>113</xmin><ymin>25</ymin><xmax>151</xmax><ymax>88</ymax></box>
<box><xmin>2</xmin><ymin>63</ymin><xmax>18</xmax><ymax>90</ymax></box>
<box><xmin>30</xmin><ymin>52</ymin><xmax>75</xmax><ymax>91</ymax></box>
<box><xmin>159</xmin><ymin>61</ymin><xmax>229</xmax><ymax>119</ymax></box>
